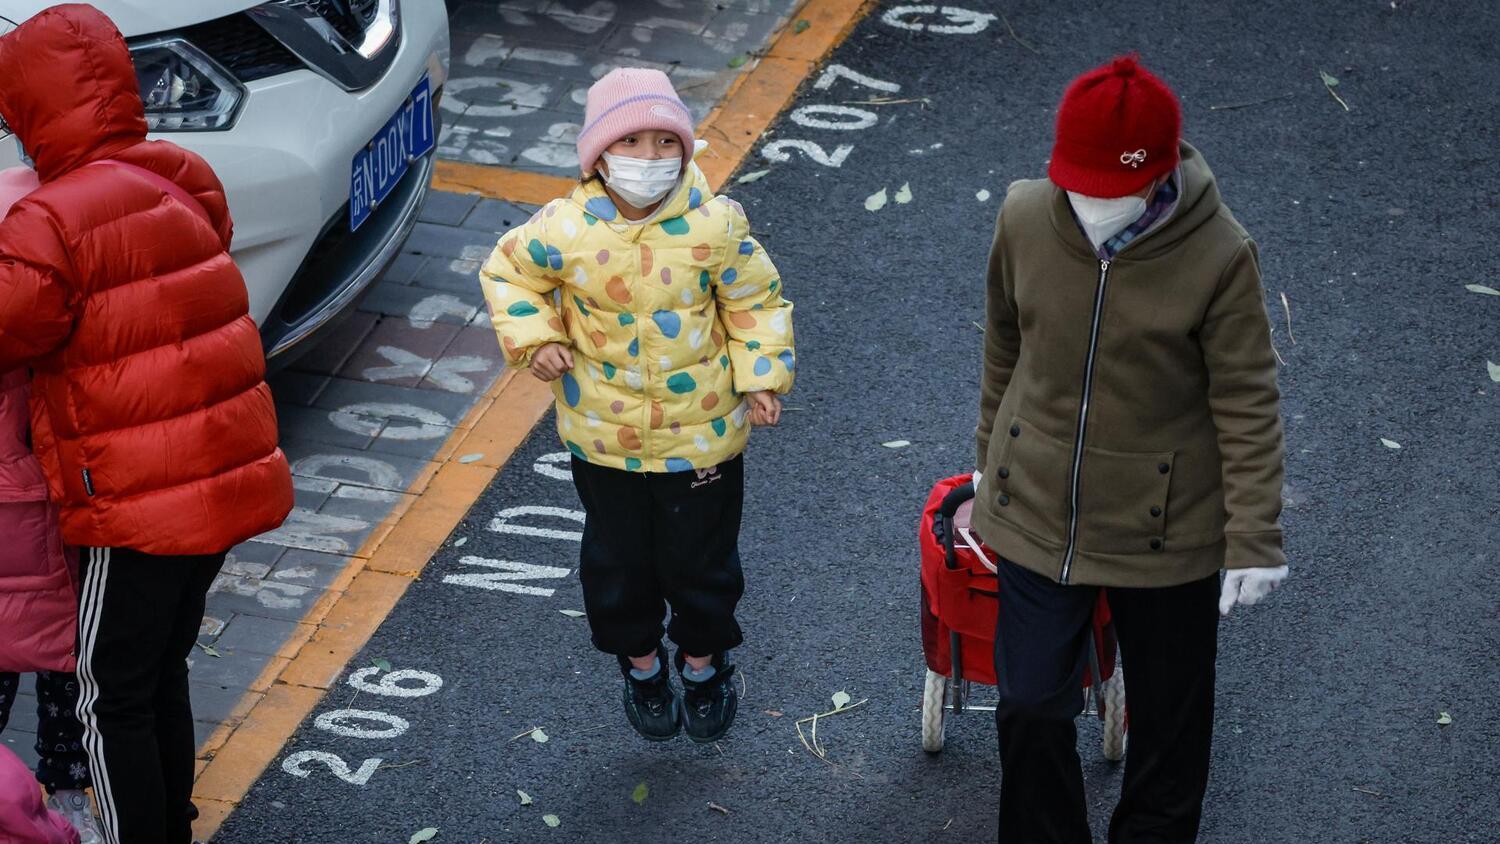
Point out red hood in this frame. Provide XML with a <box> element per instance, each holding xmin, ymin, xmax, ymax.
<box><xmin>0</xmin><ymin>4</ymin><xmax>147</xmax><ymax>183</ymax></box>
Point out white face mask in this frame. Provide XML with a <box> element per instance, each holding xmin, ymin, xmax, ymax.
<box><xmin>601</xmin><ymin>152</ymin><xmax>681</xmax><ymax>209</ymax></box>
<box><xmin>1067</xmin><ymin>191</ymin><xmax>1147</xmax><ymax>251</ymax></box>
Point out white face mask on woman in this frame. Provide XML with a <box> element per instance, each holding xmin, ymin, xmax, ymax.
<box><xmin>600</xmin><ymin>152</ymin><xmax>681</xmax><ymax>208</ymax></box>
<box><xmin>1067</xmin><ymin>191</ymin><xmax>1147</xmax><ymax>251</ymax></box>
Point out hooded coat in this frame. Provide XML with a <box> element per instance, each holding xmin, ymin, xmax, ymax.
<box><xmin>0</xmin><ymin>4</ymin><xmax>292</xmax><ymax>556</ymax></box>
<box><xmin>974</xmin><ymin>143</ymin><xmax>1285</xmax><ymax>588</ymax></box>
<box><xmin>0</xmin><ymin>745</ymin><xmax>78</xmax><ymax>844</ymax></box>
<box><xmin>481</xmin><ymin>163</ymin><xmax>795</xmax><ymax>473</ymax></box>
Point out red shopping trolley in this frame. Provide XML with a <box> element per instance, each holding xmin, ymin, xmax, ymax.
<box><xmin>918</xmin><ymin>474</ymin><xmax>1127</xmax><ymax>758</ymax></box>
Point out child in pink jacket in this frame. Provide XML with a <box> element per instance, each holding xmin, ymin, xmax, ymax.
<box><xmin>0</xmin><ymin>166</ymin><xmax>100</xmax><ymax>843</ymax></box>
<box><xmin>0</xmin><ymin>745</ymin><xmax>78</xmax><ymax>844</ymax></box>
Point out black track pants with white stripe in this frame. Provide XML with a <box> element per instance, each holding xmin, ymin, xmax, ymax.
<box><xmin>76</xmin><ymin>547</ymin><xmax>225</xmax><ymax>844</ymax></box>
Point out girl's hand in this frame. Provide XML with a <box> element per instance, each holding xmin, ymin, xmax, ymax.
<box><xmin>530</xmin><ymin>343</ymin><xmax>575</xmax><ymax>382</ymax></box>
<box><xmin>746</xmin><ymin>391</ymin><xmax>782</xmax><ymax>427</ymax></box>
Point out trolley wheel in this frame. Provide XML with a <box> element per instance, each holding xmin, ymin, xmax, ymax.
<box><xmin>1100</xmin><ymin>668</ymin><xmax>1127</xmax><ymax>762</ymax></box>
<box><xmin>921</xmin><ymin>668</ymin><xmax>948</xmax><ymax>754</ymax></box>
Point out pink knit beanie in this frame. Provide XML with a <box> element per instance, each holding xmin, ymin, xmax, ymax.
<box><xmin>576</xmin><ymin>68</ymin><xmax>695</xmax><ymax>178</ymax></box>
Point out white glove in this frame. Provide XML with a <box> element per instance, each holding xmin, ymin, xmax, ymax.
<box><xmin>1219</xmin><ymin>566</ymin><xmax>1288</xmax><ymax>616</ymax></box>
<box><xmin>972</xmin><ymin>470</ymin><xmax>983</xmax><ymax>489</ymax></box>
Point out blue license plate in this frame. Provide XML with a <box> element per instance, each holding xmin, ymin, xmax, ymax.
<box><xmin>350</xmin><ymin>75</ymin><xmax>435</xmax><ymax>232</ymax></box>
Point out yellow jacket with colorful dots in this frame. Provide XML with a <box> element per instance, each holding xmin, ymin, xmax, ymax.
<box><xmin>479</xmin><ymin>164</ymin><xmax>795</xmax><ymax>473</ymax></box>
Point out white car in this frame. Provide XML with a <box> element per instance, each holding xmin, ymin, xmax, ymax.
<box><xmin>0</xmin><ymin>0</ymin><xmax>450</xmax><ymax>358</ymax></box>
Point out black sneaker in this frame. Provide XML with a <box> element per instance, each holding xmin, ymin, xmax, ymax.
<box><xmin>675</xmin><ymin>650</ymin><xmax>738</xmax><ymax>743</ymax></box>
<box><xmin>619</xmin><ymin>647</ymin><xmax>681</xmax><ymax>741</ymax></box>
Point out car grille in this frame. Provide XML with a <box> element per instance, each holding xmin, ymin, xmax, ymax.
<box><xmin>352</xmin><ymin>0</ymin><xmax>379</xmax><ymax>23</ymax></box>
<box><xmin>179</xmin><ymin>14</ymin><xmax>303</xmax><ymax>82</ymax></box>
<box><xmin>304</xmin><ymin>0</ymin><xmax>376</xmax><ymax>44</ymax></box>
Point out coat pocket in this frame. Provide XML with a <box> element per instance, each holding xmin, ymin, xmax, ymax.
<box><xmin>0</xmin><ymin>498</ymin><xmax>60</xmax><ymax>579</ymax></box>
<box><xmin>989</xmin><ymin>415</ymin><xmax>1073</xmax><ymax>546</ymax></box>
<box><xmin>1075</xmin><ymin>444</ymin><xmax>1176</xmax><ymax>556</ymax></box>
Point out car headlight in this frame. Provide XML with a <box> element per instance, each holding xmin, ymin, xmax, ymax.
<box><xmin>129</xmin><ymin>38</ymin><xmax>245</xmax><ymax>132</ymax></box>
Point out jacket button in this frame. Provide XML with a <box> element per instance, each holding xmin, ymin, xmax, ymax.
<box><xmin>1010</xmin><ymin>425</ymin><xmax>1021</xmax><ymax>438</ymax></box>
<box><xmin>998</xmin><ymin>494</ymin><xmax>1010</xmax><ymax>506</ymax></box>
<box><xmin>1150</xmin><ymin>538</ymin><xmax>1163</xmax><ymax>550</ymax></box>
<box><xmin>998</xmin><ymin>467</ymin><xmax>1010</xmax><ymax>479</ymax></box>
<box><xmin>1158</xmin><ymin>462</ymin><xmax>1170</xmax><ymax>474</ymax></box>
<box><xmin>1150</xmin><ymin>506</ymin><xmax>1162</xmax><ymax>517</ymax></box>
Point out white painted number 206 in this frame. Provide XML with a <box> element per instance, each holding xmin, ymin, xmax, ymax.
<box><xmin>346</xmin><ymin>667</ymin><xmax>445</xmax><ymax>698</ymax></box>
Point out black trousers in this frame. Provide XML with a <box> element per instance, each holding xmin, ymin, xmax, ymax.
<box><xmin>571</xmin><ymin>455</ymin><xmax>745</xmax><ymax>659</ymax></box>
<box><xmin>76</xmin><ymin>547</ymin><xmax>225</xmax><ymax>844</ymax></box>
<box><xmin>994</xmin><ymin>557</ymin><xmax>1220</xmax><ymax>844</ymax></box>
<box><xmin>0</xmin><ymin>670</ymin><xmax>91</xmax><ymax>791</ymax></box>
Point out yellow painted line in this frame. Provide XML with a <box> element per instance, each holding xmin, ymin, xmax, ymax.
<box><xmin>432</xmin><ymin>160</ymin><xmax>578</xmax><ymax>207</ymax></box>
<box><xmin>191</xmin><ymin>0</ymin><xmax>873</xmax><ymax>838</ymax></box>
<box><xmin>429</xmin><ymin>0</ymin><xmax>874</xmax><ymax>202</ymax></box>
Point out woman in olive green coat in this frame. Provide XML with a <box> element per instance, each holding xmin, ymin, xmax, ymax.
<box><xmin>973</xmin><ymin>56</ymin><xmax>1288</xmax><ymax>844</ymax></box>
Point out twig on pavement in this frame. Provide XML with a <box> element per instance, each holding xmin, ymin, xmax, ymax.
<box><xmin>1000</xmin><ymin>12</ymin><xmax>1040</xmax><ymax>54</ymax></box>
<box><xmin>1208</xmin><ymin>93</ymin><xmax>1295</xmax><ymax>111</ymax></box>
<box><xmin>841</xmin><ymin>97</ymin><xmax>933</xmax><ymax>108</ymax></box>
<box><xmin>375</xmin><ymin>759</ymin><xmax>426</xmax><ymax>771</ymax></box>
<box><xmin>794</xmin><ymin>698</ymin><xmax>869</xmax><ymax>763</ymax></box>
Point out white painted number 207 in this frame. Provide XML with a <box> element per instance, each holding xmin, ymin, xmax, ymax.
<box><xmin>759</xmin><ymin>64</ymin><xmax>899</xmax><ymax>169</ymax></box>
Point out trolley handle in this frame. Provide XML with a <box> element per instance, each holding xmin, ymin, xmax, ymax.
<box><xmin>937</xmin><ymin>482</ymin><xmax>975</xmax><ymax>569</ymax></box>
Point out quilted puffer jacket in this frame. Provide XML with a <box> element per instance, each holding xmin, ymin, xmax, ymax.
<box><xmin>0</xmin><ymin>4</ymin><xmax>292</xmax><ymax>555</ymax></box>
<box><xmin>0</xmin><ymin>368</ymin><xmax>75</xmax><ymax>674</ymax></box>
<box><xmin>480</xmin><ymin>162</ymin><xmax>795</xmax><ymax>473</ymax></box>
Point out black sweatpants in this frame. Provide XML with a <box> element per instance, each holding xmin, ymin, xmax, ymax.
<box><xmin>0</xmin><ymin>670</ymin><xmax>91</xmax><ymax>791</ymax></box>
<box><xmin>571</xmin><ymin>455</ymin><xmax>745</xmax><ymax>659</ymax></box>
<box><xmin>76</xmin><ymin>547</ymin><xmax>225</xmax><ymax>844</ymax></box>
<box><xmin>994</xmin><ymin>557</ymin><xmax>1220</xmax><ymax>844</ymax></box>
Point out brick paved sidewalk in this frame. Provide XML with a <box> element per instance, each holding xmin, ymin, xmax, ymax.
<box><xmin>439</xmin><ymin>0</ymin><xmax>800</xmax><ymax>173</ymax></box>
<box><xmin>1</xmin><ymin>194</ymin><xmax>528</xmax><ymax>770</ymax></box>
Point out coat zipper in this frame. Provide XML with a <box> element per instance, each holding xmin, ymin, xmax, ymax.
<box><xmin>1059</xmin><ymin>259</ymin><xmax>1110</xmax><ymax>584</ymax></box>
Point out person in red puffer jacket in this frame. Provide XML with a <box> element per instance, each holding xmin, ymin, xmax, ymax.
<box><xmin>0</xmin><ymin>5</ymin><xmax>293</xmax><ymax>843</ymax></box>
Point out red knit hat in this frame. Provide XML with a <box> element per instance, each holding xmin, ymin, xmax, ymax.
<box><xmin>1048</xmin><ymin>54</ymin><xmax>1181</xmax><ymax>198</ymax></box>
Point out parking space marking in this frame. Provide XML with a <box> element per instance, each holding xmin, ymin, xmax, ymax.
<box><xmin>191</xmin><ymin>1</ymin><xmax>874</xmax><ymax>838</ymax></box>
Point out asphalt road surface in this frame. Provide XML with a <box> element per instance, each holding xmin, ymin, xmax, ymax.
<box><xmin>217</xmin><ymin>1</ymin><xmax>1500</xmax><ymax>841</ymax></box>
